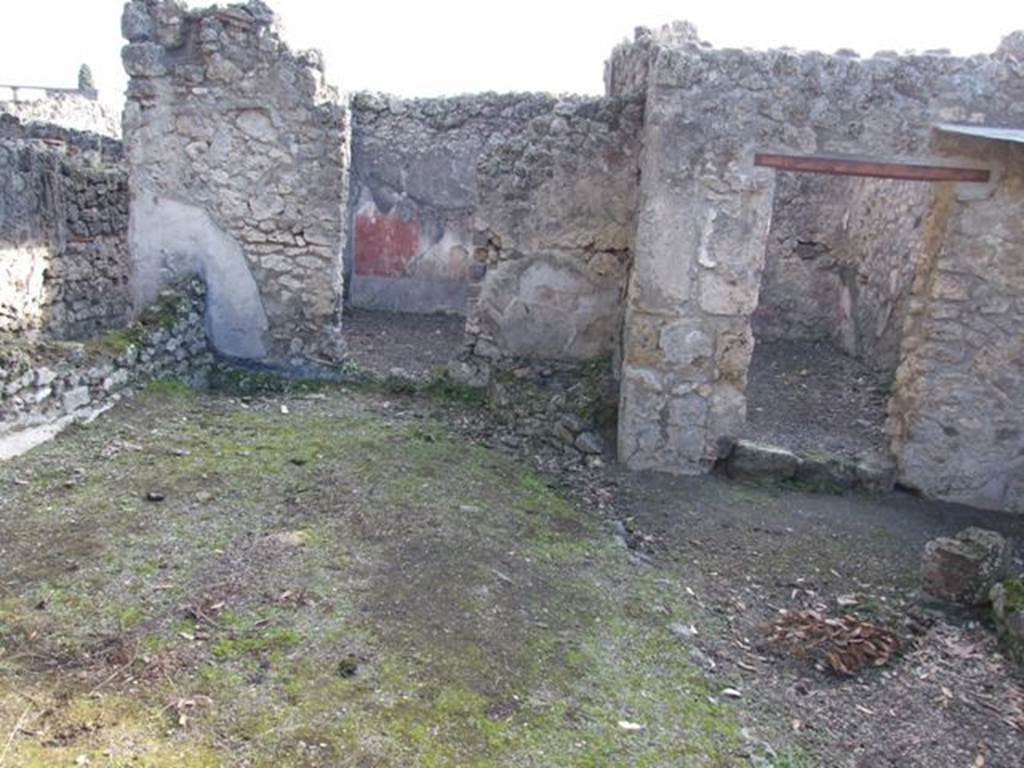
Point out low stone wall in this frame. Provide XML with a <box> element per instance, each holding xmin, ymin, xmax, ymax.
<box><xmin>0</xmin><ymin>122</ymin><xmax>130</xmax><ymax>339</ymax></box>
<box><xmin>486</xmin><ymin>358</ymin><xmax>618</xmax><ymax>464</ymax></box>
<box><xmin>0</xmin><ymin>278</ymin><xmax>212</xmax><ymax>442</ymax></box>
<box><xmin>462</xmin><ymin>95</ymin><xmax>643</xmax><ymax>372</ymax></box>
<box><xmin>348</xmin><ymin>93</ymin><xmax>558</xmax><ymax>314</ymax></box>
<box><xmin>0</xmin><ymin>114</ymin><xmax>123</xmax><ymax>163</ymax></box>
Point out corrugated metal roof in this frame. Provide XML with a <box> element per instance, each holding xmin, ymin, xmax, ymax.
<box><xmin>935</xmin><ymin>123</ymin><xmax>1024</xmax><ymax>145</ymax></box>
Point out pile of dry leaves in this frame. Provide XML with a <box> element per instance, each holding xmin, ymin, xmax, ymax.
<box><xmin>763</xmin><ymin>609</ymin><xmax>902</xmax><ymax>676</ymax></box>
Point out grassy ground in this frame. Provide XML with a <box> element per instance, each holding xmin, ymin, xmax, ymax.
<box><xmin>0</xmin><ymin>382</ymin><xmax>744</xmax><ymax>767</ymax></box>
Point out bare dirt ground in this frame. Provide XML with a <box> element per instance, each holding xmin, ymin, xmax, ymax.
<box><xmin>744</xmin><ymin>340</ymin><xmax>892</xmax><ymax>461</ymax></box>
<box><xmin>615</xmin><ymin>472</ymin><xmax>1024</xmax><ymax>767</ymax></box>
<box><xmin>0</xmin><ymin>379</ymin><xmax>1021</xmax><ymax>767</ymax></box>
<box><xmin>343</xmin><ymin>308</ymin><xmax>465</xmax><ymax>377</ymax></box>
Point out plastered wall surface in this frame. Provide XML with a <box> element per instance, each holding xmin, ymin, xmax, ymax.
<box><xmin>464</xmin><ymin>96</ymin><xmax>643</xmax><ymax>365</ymax></box>
<box><xmin>889</xmin><ymin>140</ymin><xmax>1024</xmax><ymax>512</ymax></box>
<box><xmin>348</xmin><ymin>93</ymin><xmax>558</xmax><ymax>314</ymax></box>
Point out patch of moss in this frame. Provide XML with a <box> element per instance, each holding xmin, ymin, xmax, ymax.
<box><xmin>85</xmin><ymin>290</ymin><xmax>186</xmax><ymax>358</ymax></box>
<box><xmin>137</xmin><ymin>289</ymin><xmax>187</xmax><ymax>331</ymax></box>
<box><xmin>144</xmin><ymin>377</ymin><xmax>194</xmax><ymax>398</ymax></box>
<box><xmin>767</xmin><ymin>749</ymin><xmax>820</xmax><ymax>768</ymax></box>
<box><xmin>210</xmin><ymin>626</ymin><xmax>302</xmax><ymax>660</ymax></box>
<box><xmin>1001</xmin><ymin>578</ymin><xmax>1024</xmax><ymax>612</ymax></box>
<box><xmin>87</xmin><ymin>324</ymin><xmax>146</xmax><ymax>356</ymax></box>
<box><xmin>0</xmin><ymin>688</ymin><xmax>223</xmax><ymax>767</ymax></box>
<box><xmin>0</xmin><ymin>387</ymin><xmax>747</xmax><ymax>766</ymax></box>
<box><xmin>207</xmin><ymin>364</ymin><xmax>334</xmax><ymax>396</ymax></box>
<box><xmin>423</xmin><ymin>375</ymin><xmax>488</xmax><ymax>405</ymax></box>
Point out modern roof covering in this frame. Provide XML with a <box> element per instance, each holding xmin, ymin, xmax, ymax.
<box><xmin>935</xmin><ymin>124</ymin><xmax>1024</xmax><ymax>145</ymax></box>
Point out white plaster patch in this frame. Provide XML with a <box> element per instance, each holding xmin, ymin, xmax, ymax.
<box><xmin>130</xmin><ymin>193</ymin><xmax>269</xmax><ymax>359</ymax></box>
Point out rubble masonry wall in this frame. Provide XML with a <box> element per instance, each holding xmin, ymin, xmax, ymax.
<box><xmin>889</xmin><ymin>138</ymin><xmax>1024</xmax><ymax>512</ymax></box>
<box><xmin>0</xmin><ymin>88</ymin><xmax>121</xmax><ymax>139</ymax></box>
<box><xmin>463</xmin><ymin>95</ymin><xmax>643</xmax><ymax>368</ymax></box>
<box><xmin>0</xmin><ymin>277</ymin><xmax>212</xmax><ymax>444</ymax></box>
<box><xmin>0</xmin><ymin>118</ymin><xmax>130</xmax><ymax>339</ymax></box>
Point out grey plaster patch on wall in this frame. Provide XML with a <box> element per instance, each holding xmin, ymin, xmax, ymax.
<box><xmin>475</xmin><ymin>256</ymin><xmax>624</xmax><ymax>360</ymax></box>
<box><xmin>130</xmin><ymin>193</ymin><xmax>267</xmax><ymax>359</ymax></box>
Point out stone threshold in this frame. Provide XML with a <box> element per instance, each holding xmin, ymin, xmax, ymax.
<box><xmin>719</xmin><ymin>438</ymin><xmax>896</xmax><ymax>494</ymax></box>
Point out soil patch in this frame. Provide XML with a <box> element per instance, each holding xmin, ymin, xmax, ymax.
<box><xmin>343</xmin><ymin>308</ymin><xmax>465</xmax><ymax>377</ymax></box>
<box><xmin>744</xmin><ymin>339</ymin><xmax>891</xmax><ymax>460</ymax></box>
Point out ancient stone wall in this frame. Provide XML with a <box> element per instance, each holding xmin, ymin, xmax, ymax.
<box><xmin>121</xmin><ymin>0</ymin><xmax>350</xmax><ymax>367</ymax></box>
<box><xmin>611</xmin><ymin>24</ymin><xmax>1024</xmax><ymax>476</ymax></box>
<box><xmin>889</xmin><ymin>138</ymin><xmax>1024</xmax><ymax>512</ymax></box>
<box><xmin>348</xmin><ymin>93</ymin><xmax>555</xmax><ymax>314</ymax></box>
<box><xmin>0</xmin><ymin>87</ymin><xmax>120</xmax><ymax>138</ymax></box>
<box><xmin>0</xmin><ymin>121</ymin><xmax>131</xmax><ymax>339</ymax></box>
<box><xmin>836</xmin><ymin>178</ymin><xmax>934</xmax><ymax>372</ymax></box>
<box><xmin>753</xmin><ymin>173</ymin><xmax>854</xmax><ymax>345</ymax></box>
<box><xmin>460</xmin><ymin>95</ymin><xmax>643</xmax><ymax>373</ymax></box>
<box><xmin>0</xmin><ymin>277</ymin><xmax>212</xmax><ymax>446</ymax></box>
<box><xmin>0</xmin><ymin>114</ymin><xmax>123</xmax><ymax>164</ymax></box>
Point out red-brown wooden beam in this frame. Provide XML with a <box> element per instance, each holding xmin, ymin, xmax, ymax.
<box><xmin>753</xmin><ymin>153</ymin><xmax>990</xmax><ymax>183</ymax></box>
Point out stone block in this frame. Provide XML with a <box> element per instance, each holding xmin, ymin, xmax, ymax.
<box><xmin>121</xmin><ymin>2</ymin><xmax>154</xmax><ymax>42</ymax></box>
<box><xmin>122</xmin><ymin>42</ymin><xmax>167</xmax><ymax>78</ymax></box>
<box><xmin>62</xmin><ymin>386</ymin><xmax>91</xmax><ymax>414</ymax></box>
<box><xmin>574</xmin><ymin>431</ymin><xmax>605</xmax><ymax>455</ymax></box>
<box><xmin>725</xmin><ymin>440</ymin><xmax>800</xmax><ymax>482</ymax></box>
<box><xmin>921</xmin><ymin>527</ymin><xmax>1010</xmax><ymax>606</ymax></box>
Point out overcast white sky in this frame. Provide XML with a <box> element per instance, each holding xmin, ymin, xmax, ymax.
<box><xmin>0</xmin><ymin>0</ymin><xmax>1020</xmax><ymax>110</ymax></box>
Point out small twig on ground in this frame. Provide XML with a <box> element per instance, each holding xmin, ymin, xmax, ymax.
<box><xmin>88</xmin><ymin>640</ymin><xmax>140</xmax><ymax>696</ymax></box>
<box><xmin>0</xmin><ymin>705</ymin><xmax>32</xmax><ymax>767</ymax></box>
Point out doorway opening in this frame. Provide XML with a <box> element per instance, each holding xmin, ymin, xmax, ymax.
<box><xmin>744</xmin><ymin>154</ymin><xmax>975</xmax><ymax>466</ymax></box>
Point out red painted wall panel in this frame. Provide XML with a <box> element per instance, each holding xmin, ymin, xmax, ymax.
<box><xmin>353</xmin><ymin>212</ymin><xmax>420</xmax><ymax>277</ymax></box>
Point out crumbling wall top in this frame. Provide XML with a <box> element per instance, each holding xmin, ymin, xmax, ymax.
<box><xmin>0</xmin><ymin>114</ymin><xmax>123</xmax><ymax>165</ymax></box>
<box><xmin>607</xmin><ymin>19</ymin><xmax>1024</xmax><ymax>130</ymax></box>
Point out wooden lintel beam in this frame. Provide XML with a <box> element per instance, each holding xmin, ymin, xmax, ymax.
<box><xmin>753</xmin><ymin>153</ymin><xmax>990</xmax><ymax>183</ymax></box>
